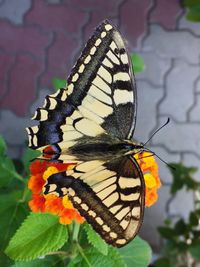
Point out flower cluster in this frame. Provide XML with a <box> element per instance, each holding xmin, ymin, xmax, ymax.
<box><xmin>134</xmin><ymin>152</ymin><xmax>161</xmax><ymax>207</ymax></box>
<box><xmin>28</xmin><ymin>152</ymin><xmax>161</xmax><ymax>224</ymax></box>
<box><xmin>28</xmin><ymin>161</ymin><xmax>84</xmax><ymax>225</ymax></box>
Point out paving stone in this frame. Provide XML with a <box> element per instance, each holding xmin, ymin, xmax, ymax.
<box><xmin>0</xmin><ymin>21</ymin><xmax>51</xmax><ymax>57</ymax></box>
<box><xmin>140</xmin><ymin>185</ymin><xmax>171</xmax><ymax>251</ymax></box>
<box><xmin>189</xmin><ymin>94</ymin><xmax>200</xmax><ymax>122</ymax></box>
<box><xmin>0</xmin><ymin>0</ymin><xmax>31</xmax><ymax>25</ymax></box>
<box><xmin>26</xmin><ymin>0</ymin><xmax>86</xmax><ymax>33</ymax></box>
<box><xmin>30</xmin><ymin>88</ymin><xmax>52</xmax><ymax>116</ymax></box>
<box><xmin>7</xmin><ymin>145</ymin><xmax>22</xmax><ymax>159</ymax></box>
<box><xmin>196</xmin><ymin>79</ymin><xmax>200</xmax><ymax>93</ymax></box>
<box><xmin>137</xmin><ymin>51</ymin><xmax>171</xmax><ymax>87</ymax></box>
<box><xmin>150</xmin><ymin>0</ymin><xmax>181</xmax><ymax>29</ymax></box>
<box><xmin>0</xmin><ymin>0</ymin><xmax>199</xmax><ymax>254</ymax></box>
<box><xmin>182</xmin><ymin>153</ymin><xmax>200</xmax><ymax>182</ymax></box>
<box><xmin>120</xmin><ymin>0</ymin><xmax>152</xmax><ymax>47</ymax></box>
<box><xmin>0</xmin><ymin>53</ymin><xmax>15</xmax><ymax>99</ymax></box>
<box><xmin>153</xmin><ymin>117</ymin><xmax>200</xmax><ymax>156</ymax></box>
<box><xmin>169</xmin><ymin>188</ymin><xmax>194</xmax><ymax>220</ymax></box>
<box><xmin>143</xmin><ymin>25</ymin><xmax>200</xmax><ymax>64</ymax></box>
<box><xmin>41</xmin><ymin>32</ymin><xmax>77</xmax><ymax>88</ymax></box>
<box><xmin>160</xmin><ymin>59</ymin><xmax>199</xmax><ymax>122</ymax></box>
<box><xmin>68</xmin><ymin>0</ymin><xmax>119</xmax><ymax>12</ymax></box>
<box><xmin>0</xmin><ymin>110</ymin><xmax>30</xmax><ymax>146</ymax></box>
<box><xmin>133</xmin><ymin>80</ymin><xmax>163</xmax><ymax>142</ymax></box>
<box><xmin>83</xmin><ymin>13</ymin><xmax>116</xmax><ymax>44</ymax></box>
<box><xmin>149</xmin><ymin>146</ymin><xmax>181</xmax><ymax>184</ymax></box>
<box><xmin>1</xmin><ymin>54</ymin><xmax>45</xmax><ymax>116</ymax></box>
<box><xmin>178</xmin><ymin>13</ymin><xmax>200</xmax><ymax>35</ymax></box>
<box><xmin>47</xmin><ymin>0</ymin><xmax>62</xmax><ymax>4</ymax></box>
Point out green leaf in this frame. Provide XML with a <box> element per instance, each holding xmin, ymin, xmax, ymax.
<box><xmin>5</xmin><ymin>212</ymin><xmax>68</xmax><ymax>261</ymax></box>
<box><xmin>177</xmin><ymin>241</ymin><xmax>188</xmax><ymax>252</ymax></box>
<box><xmin>11</xmin><ymin>255</ymin><xmax>65</xmax><ymax>267</ymax></box>
<box><xmin>189</xmin><ymin>211</ymin><xmax>199</xmax><ymax>226</ymax></box>
<box><xmin>22</xmin><ymin>148</ymin><xmax>40</xmax><ymax>174</ymax></box>
<box><xmin>0</xmin><ymin>191</ymin><xmax>28</xmax><ymax>246</ymax></box>
<box><xmin>0</xmin><ymin>135</ymin><xmax>7</xmax><ymax>155</ymax></box>
<box><xmin>174</xmin><ymin>219</ymin><xmax>187</xmax><ymax>235</ymax></box>
<box><xmin>0</xmin><ymin>136</ymin><xmax>25</xmax><ymax>186</ymax></box>
<box><xmin>184</xmin><ymin>0</ymin><xmax>200</xmax><ymax>8</ymax></box>
<box><xmin>0</xmin><ymin>156</ymin><xmax>16</xmax><ymax>187</ymax></box>
<box><xmin>189</xmin><ymin>240</ymin><xmax>200</xmax><ymax>260</ymax></box>
<box><xmin>0</xmin><ymin>250</ymin><xmax>13</xmax><ymax>267</ymax></box>
<box><xmin>68</xmin><ymin>246</ymin><xmax>125</xmax><ymax>267</ymax></box>
<box><xmin>12</xmin><ymin>260</ymin><xmax>48</xmax><ymax>267</ymax></box>
<box><xmin>83</xmin><ymin>223</ymin><xmax>108</xmax><ymax>255</ymax></box>
<box><xmin>169</xmin><ymin>163</ymin><xmax>198</xmax><ymax>195</ymax></box>
<box><xmin>161</xmin><ymin>240</ymin><xmax>177</xmax><ymax>255</ymax></box>
<box><xmin>187</xmin><ymin>8</ymin><xmax>200</xmax><ymax>23</ymax></box>
<box><xmin>153</xmin><ymin>257</ymin><xmax>171</xmax><ymax>267</ymax></box>
<box><xmin>130</xmin><ymin>53</ymin><xmax>145</xmax><ymax>73</ymax></box>
<box><xmin>52</xmin><ymin>77</ymin><xmax>67</xmax><ymax>91</ymax></box>
<box><xmin>119</xmin><ymin>236</ymin><xmax>152</xmax><ymax>267</ymax></box>
<box><xmin>158</xmin><ymin>226</ymin><xmax>176</xmax><ymax>239</ymax></box>
<box><xmin>0</xmin><ymin>191</ymin><xmax>28</xmax><ymax>267</ymax></box>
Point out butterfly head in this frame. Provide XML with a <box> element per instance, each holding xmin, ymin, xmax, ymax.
<box><xmin>124</xmin><ymin>139</ymin><xmax>145</xmax><ymax>156</ymax></box>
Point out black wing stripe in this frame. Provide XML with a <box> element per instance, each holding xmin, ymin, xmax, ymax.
<box><xmin>44</xmin><ymin>156</ymin><xmax>144</xmax><ymax>247</ymax></box>
<box><xmin>26</xmin><ymin>20</ymin><xmax>136</xmax><ymax>150</ymax></box>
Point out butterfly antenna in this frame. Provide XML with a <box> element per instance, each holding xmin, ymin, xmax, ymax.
<box><xmin>143</xmin><ymin>147</ymin><xmax>176</xmax><ymax>170</ymax></box>
<box><xmin>143</xmin><ymin>117</ymin><xmax>170</xmax><ymax>146</ymax></box>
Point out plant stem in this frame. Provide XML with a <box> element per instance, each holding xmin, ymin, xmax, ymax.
<box><xmin>77</xmin><ymin>243</ymin><xmax>93</xmax><ymax>267</ymax></box>
<box><xmin>72</xmin><ymin>223</ymin><xmax>80</xmax><ymax>242</ymax></box>
<box><xmin>19</xmin><ymin>186</ymin><xmax>29</xmax><ymax>203</ymax></box>
<box><xmin>48</xmin><ymin>250</ymin><xmax>68</xmax><ymax>256</ymax></box>
<box><xmin>10</xmin><ymin>169</ymin><xmax>26</xmax><ymax>183</ymax></box>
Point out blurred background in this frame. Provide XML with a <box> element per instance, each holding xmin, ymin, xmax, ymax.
<box><xmin>0</xmin><ymin>0</ymin><xmax>200</xmax><ymax>262</ymax></box>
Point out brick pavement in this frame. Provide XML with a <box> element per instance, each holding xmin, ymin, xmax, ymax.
<box><xmin>0</xmin><ymin>0</ymin><xmax>199</xmax><ymax>251</ymax></box>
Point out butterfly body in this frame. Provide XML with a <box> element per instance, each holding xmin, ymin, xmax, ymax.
<box><xmin>45</xmin><ymin>134</ymin><xmax>143</xmax><ymax>162</ymax></box>
<box><xmin>27</xmin><ymin>20</ymin><xmax>145</xmax><ymax>247</ymax></box>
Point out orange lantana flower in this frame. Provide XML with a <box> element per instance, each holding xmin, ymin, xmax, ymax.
<box><xmin>28</xmin><ymin>152</ymin><xmax>160</xmax><ymax>223</ymax></box>
<box><xmin>28</xmin><ymin>161</ymin><xmax>84</xmax><ymax>225</ymax></box>
<box><xmin>134</xmin><ymin>152</ymin><xmax>161</xmax><ymax>207</ymax></box>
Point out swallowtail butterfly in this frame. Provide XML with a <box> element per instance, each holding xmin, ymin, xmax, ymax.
<box><xmin>26</xmin><ymin>20</ymin><xmax>145</xmax><ymax>247</ymax></box>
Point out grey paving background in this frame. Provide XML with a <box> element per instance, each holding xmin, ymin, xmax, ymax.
<box><xmin>0</xmin><ymin>0</ymin><xmax>199</xmax><ymax>251</ymax></box>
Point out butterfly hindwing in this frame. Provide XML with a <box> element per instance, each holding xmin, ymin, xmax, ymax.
<box><xmin>26</xmin><ymin>20</ymin><xmax>136</xmax><ymax>156</ymax></box>
<box><xmin>44</xmin><ymin>155</ymin><xmax>144</xmax><ymax>247</ymax></box>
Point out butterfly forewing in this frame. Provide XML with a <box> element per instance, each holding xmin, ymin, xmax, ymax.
<box><xmin>44</xmin><ymin>155</ymin><xmax>144</xmax><ymax>247</ymax></box>
<box><xmin>26</xmin><ymin>20</ymin><xmax>136</xmax><ymax>152</ymax></box>
<box><xmin>26</xmin><ymin>20</ymin><xmax>144</xmax><ymax>247</ymax></box>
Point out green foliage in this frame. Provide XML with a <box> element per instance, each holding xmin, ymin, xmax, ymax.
<box><xmin>83</xmin><ymin>223</ymin><xmax>108</xmax><ymax>255</ymax></box>
<box><xmin>153</xmin><ymin>257</ymin><xmax>170</xmax><ymax>267</ymax></box>
<box><xmin>170</xmin><ymin>163</ymin><xmax>198</xmax><ymax>195</ymax></box>
<box><xmin>153</xmin><ymin>163</ymin><xmax>200</xmax><ymax>267</ymax></box>
<box><xmin>52</xmin><ymin>77</ymin><xmax>67</xmax><ymax>91</ymax></box>
<box><xmin>183</xmin><ymin>0</ymin><xmax>200</xmax><ymax>22</ymax></box>
<box><xmin>0</xmin><ymin>135</ymin><xmax>7</xmax><ymax>155</ymax></box>
<box><xmin>1</xmin><ymin>133</ymin><xmax>151</xmax><ymax>266</ymax></box>
<box><xmin>0</xmin><ymin>135</ymin><xmax>21</xmax><ymax>187</ymax></box>
<box><xmin>22</xmin><ymin>148</ymin><xmax>40</xmax><ymax>174</ymax></box>
<box><xmin>11</xmin><ymin>255</ymin><xmax>65</xmax><ymax>267</ymax></box>
<box><xmin>5</xmin><ymin>212</ymin><xmax>68</xmax><ymax>261</ymax></box>
<box><xmin>119</xmin><ymin>236</ymin><xmax>152</xmax><ymax>267</ymax></box>
<box><xmin>67</xmin><ymin>247</ymin><xmax>125</xmax><ymax>267</ymax></box>
<box><xmin>130</xmin><ymin>53</ymin><xmax>145</xmax><ymax>73</ymax></box>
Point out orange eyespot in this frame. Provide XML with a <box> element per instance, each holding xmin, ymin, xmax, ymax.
<box><xmin>43</xmin><ymin>145</ymin><xmax>57</xmax><ymax>159</ymax></box>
